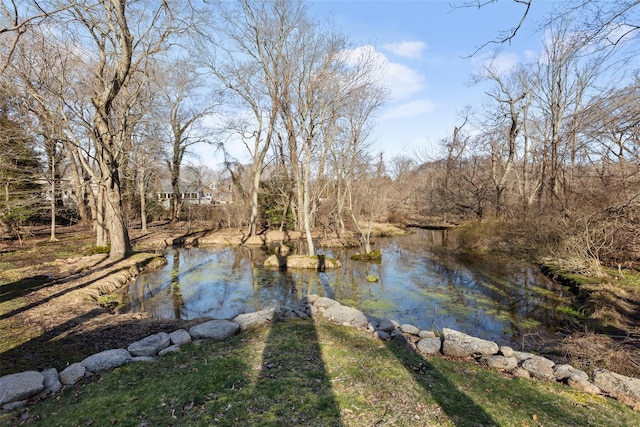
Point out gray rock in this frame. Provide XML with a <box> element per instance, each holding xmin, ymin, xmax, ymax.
<box><xmin>592</xmin><ymin>368</ymin><xmax>640</xmax><ymax>408</ymax></box>
<box><xmin>419</xmin><ymin>330</ymin><xmax>436</xmax><ymax>339</ymax></box>
<box><xmin>158</xmin><ymin>345</ymin><xmax>181</xmax><ymax>356</ymax></box>
<box><xmin>499</xmin><ymin>346</ymin><xmax>514</xmax><ymax>358</ymax></box>
<box><xmin>41</xmin><ymin>368</ymin><xmax>62</xmax><ymax>394</ymax></box>
<box><xmin>512</xmin><ymin>351</ymin><xmax>547</xmax><ymax>364</ymax></box>
<box><xmin>2</xmin><ymin>399</ymin><xmax>27</xmax><ymax>411</ymax></box>
<box><xmin>306</xmin><ymin>294</ymin><xmax>320</xmax><ymax>304</ymax></box>
<box><xmin>81</xmin><ymin>349</ymin><xmax>132</xmax><ymax>373</ymax></box>
<box><xmin>553</xmin><ymin>364</ymin><xmax>589</xmax><ymax>382</ymax></box>
<box><xmin>479</xmin><ymin>355</ymin><xmax>517</xmax><ymax>370</ymax></box>
<box><xmin>131</xmin><ymin>356</ymin><xmax>157</xmax><ymax>363</ymax></box>
<box><xmin>170</xmin><ymin>329</ymin><xmax>192</xmax><ymax>346</ymax></box>
<box><xmin>59</xmin><ymin>363</ymin><xmax>86</xmax><ymax>385</ymax></box>
<box><xmin>390</xmin><ymin>328</ymin><xmax>403</xmax><ymax>337</ymax></box>
<box><xmin>567</xmin><ymin>377</ymin><xmax>601</xmax><ymax>395</ymax></box>
<box><xmin>313</xmin><ymin>296</ymin><xmax>338</xmax><ymax>310</ymax></box>
<box><xmin>441</xmin><ymin>328</ymin><xmax>499</xmax><ymax>357</ymax></box>
<box><xmin>521</xmin><ymin>357</ymin><xmax>555</xmax><ymax>381</ymax></box>
<box><xmin>189</xmin><ymin>319</ymin><xmax>240</xmax><ymax>340</ymax></box>
<box><xmin>374</xmin><ymin>330</ymin><xmax>391</xmax><ymax>340</ymax></box>
<box><xmin>393</xmin><ymin>333</ymin><xmax>411</xmax><ymax>348</ymax></box>
<box><xmin>377</xmin><ymin>318</ymin><xmax>398</xmax><ymax>332</ymax></box>
<box><xmin>399</xmin><ymin>324</ymin><xmax>420</xmax><ymax>335</ymax></box>
<box><xmin>233</xmin><ymin>308</ymin><xmax>277</xmax><ymax>331</ymax></box>
<box><xmin>128</xmin><ymin>332</ymin><xmax>171</xmax><ymax>357</ymax></box>
<box><xmin>322</xmin><ymin>303</ymin><xmax>369</xmax><ymax>328</ymax></box>
<box><xmin>511</xmin><ymin>367</ymin><xmax>531</xmax><ymax>379</ymax></box>
<box><xmin>417</xmin><ymin>337</ymin><xmax>442</xmax><ymax>354</ymax></box>
<box><xmin>0</xmin><ymin>371</ymin><xmax>44</xmax><ymax>406</ymax></box>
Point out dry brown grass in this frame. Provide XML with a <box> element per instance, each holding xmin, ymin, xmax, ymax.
<box><xmin>559</xmin><ymin>333</ymin><xmax>640</xmax><ymax>378</ymax></box>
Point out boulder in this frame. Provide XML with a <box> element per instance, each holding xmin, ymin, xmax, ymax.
<box><xmin>0</xmin><ymin>371</ymin><xmax>44</xmax><ymax>406</ymax></box>
<box><xmin>479</xmin><ymin>355</ymin><xmax>518</xmax><ymax>370</ymax></box>
<box><xmin>233</xmin><ymin>308</ymin><xmax>278</xmax><ymax>331</ymax></box>
<box><xmin>393</xmin><ymin>333</ymin><xmax>411</xmax><ymax>348</ymax></box>
<box><xmin>399</xmin><ymin>324</ymin><xmax>420</xmax><ymax>335</ymax></box>
<box><xmin>127</xmin><ymin>332</ymin><xmax>171</xmax><ymax>356</ymax></box>
<box><xmin>41</xmin><ymin>368</ymin><xmax>62</xmax><ymax>394</ymax></box>
<box><xmin>417</xmin><ymin>337</ymin><xmax>442</xmax><ymax>354</ymax></box>
<box><xmin>170</xmin><ymin>329</ymin><xmax>192</xmax><ymax>346</ymax></box>
<box><xmin>374</xmin><ymin>330</ymin><xmax>391</xmax><ymax>340</ymax></box>
<box><xmin>81</xmin><ymin>349</ymin><xmax>132</xmax><ymax>373</ymax></box>
<box><xmin>511</xmin><ymin>367</ymin><xmax>531</xmax><ymax>379</ymax></box>
<box><xmin>322</xmin><ymin>303</ymin><xmax>369</xmax><ymax>328</ymax></box>
<box><xmin>419</xmin><ymin>330</ymin><xmax>437</xmax><ymax>339</ymax></box>
<box><xmin>553</xmin><ymin>364</ymin><xmax>589</xmax><ymax>382</ymax></box>
<box><xmin>313</xmin><ymin>296</ymin><xmax>338</xmax><ymax>310</ymax></box>
<box><xmin>158</xmin><ymin>345</ymin><xmax>181</xmax><ymax>356</ymax></box>
<box><xmin>377</xmin><ymin>318</ymin><xmax>399</xmax><ymax>332</ymax></box>
<box><xmin>499</xmin><ymin>346</ymin><xmax>514</xmax><ymax>357</ymax></box>
<box><xmin>2</xmin><ymin>400</ymin><xmax>27</xmax><ymax>411</ymax></box>
<box><xmin>592</xmin><ymin>369</ymin><xmax>640</xmax><ymax>409</ymax></box>
<box><xmin>59</xmin><ymin>363</ymin><xmax>86</xmax><ymax>385</ymax></box>
<box><xmin>264</xmin><ymin>255</ymin><xmax>342</xmax><ymax>270</ymax></box>
<box><xmin>306</xmin><ymin>294</ymin><xmax>320</xmax><ymax>304</ymax></box>
<box><xmin>441</xmin><ymin>328</ymin><xmax>499</xmax><ymax>357</ymax></box>
<box><xmin>521</xmin><ymin>357</ymin><xmax>555</xmax><ymax>381</ymax></box>
<box><xmin>131</xmin><ymin>356</ymin><xmax>157</xmax><ymax>363</ymax></box>
<box><xmin>567</xmin><ymin>377</ymin><xmax>601</xmax><ymax>395</ymax></box>
<box><xmin>189</xmin><ymin>319</ymin><xmax>240</xmax><ymax>341</ymax></box>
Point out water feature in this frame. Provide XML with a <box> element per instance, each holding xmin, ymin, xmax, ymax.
<box><xmin>126</xmin><ymin>228</ymin><xmax>569</xmax><ymax>342</ymax></box>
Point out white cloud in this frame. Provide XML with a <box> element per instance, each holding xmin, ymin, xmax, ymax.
<box><xmin>382</xmin><ymin>41</ymin><xmax>427</xmax><ymax>59</ymax></box>
<box><xmin>341</xmin><ymin>45</ymin><xmax>426</xmax><ymax>101</ymax></box>
<box><xmin>476</xmin><ymin>52</ymin><xmax>519</xmax><ymax>77</ymax></box>
<box><xmin>381</xmin><ymin>99</ymin><xmax>436</xmax><ymax>120</ymax></box>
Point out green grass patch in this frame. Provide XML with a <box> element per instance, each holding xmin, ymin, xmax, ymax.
<box><xmin>85</xmin><ymin>246</ymin><xmax>111</xmax><ymax>255</ymax></box>
<box><xmin>3</xmin><ymin>318</ymin><xmax>638</xmax><ymax>426</ymax></box>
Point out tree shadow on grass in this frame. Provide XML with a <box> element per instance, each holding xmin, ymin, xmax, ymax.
<box><xmin>245</xmin><ymin>318</ymin><xmax>342</xmax><ymax>426</ymax></box>
<box><xmin>381</xmin><ymin>336</ymin><xmax>635</xmax><ymax>426</ymax></box>
<box><xmin>383</xmin><ymin>339</ymin><xmax>499</xmax><ymax>427</ymax></box>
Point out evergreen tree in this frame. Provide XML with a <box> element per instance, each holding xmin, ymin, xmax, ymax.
<box><xmin>0</xmin><ymin>95</ymin><xmax>43</xmax><ymax>240</ymax></box>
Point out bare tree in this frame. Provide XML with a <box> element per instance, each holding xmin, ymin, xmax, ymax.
<box><xmin>203</xmin><ymin>0</ymin><xmax>300</xmax><ymax>237</ymax></box>
<box><xmin>152</xmin><ymin>60</ymin><xmax>216</xmax><ymax>222</ymax></box>
<box><xmin>475</xmin><ymin>62</ymin><xmax>528</xmax><ymax>216</ymax></box>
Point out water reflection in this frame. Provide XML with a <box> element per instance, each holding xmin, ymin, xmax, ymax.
<box><xmin>126</xmin><ymin>228</ymin><xmax>567</xmax><ymax>342</ymax></box>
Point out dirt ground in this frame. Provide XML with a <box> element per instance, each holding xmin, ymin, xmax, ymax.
<box><xmin>0</xmin><ymin>224</ymin><xmax>208</xmax><ymax>375</ymax></box>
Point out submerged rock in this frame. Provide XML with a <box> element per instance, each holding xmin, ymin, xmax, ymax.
<box><xmin>263</xmin><ymin>254</ymin><xmax>342</xmax><ymax>270</ymax></box>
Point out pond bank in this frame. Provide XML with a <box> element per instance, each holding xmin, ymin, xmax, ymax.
<box><xmin>3</xmin><ymin>293</ymin><xmax>640</xmax><ymax>415</ymax></box>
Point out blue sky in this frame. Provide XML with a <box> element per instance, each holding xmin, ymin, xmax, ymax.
<box><xmin>197</xmin><ymin>1</ymin><xmax>560</xmax><ymax>166</ymax></box>
<box><xmin>304</xmin><ymin>0</ymin><xmax>559</xmax><ymax>160</ymax></box>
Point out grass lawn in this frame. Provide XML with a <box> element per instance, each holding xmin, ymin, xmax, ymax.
<box><xmin>2</xmin><ymin>318</ymin><xmax>638</xmax><ymax>427</ymax></box>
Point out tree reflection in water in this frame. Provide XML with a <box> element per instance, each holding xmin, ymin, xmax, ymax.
<box><xmin>126</xmin><ymin>229</ymin><xmax>569</xmax><ymax>342</ymax></box>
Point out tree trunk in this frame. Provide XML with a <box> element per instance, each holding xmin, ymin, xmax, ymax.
<box><xmin>95</xmin><ymin>185</ymin><xmax>107</xmax><ymax>247</ymax></box>
<box><xmin>302</xmin><ymin>139</ymin><xmax>315</xmax><ymax>256</ymax></box>
<box><xmin>139</xmin><ymin>164</ymin><xmax>148</xmax><ymax>233</ymax></box>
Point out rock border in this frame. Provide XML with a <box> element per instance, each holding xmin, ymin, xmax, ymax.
<box><xmin>2</xmin><ymin>295</ymin><xmax>639</xmax><ymax>411</ymax></box>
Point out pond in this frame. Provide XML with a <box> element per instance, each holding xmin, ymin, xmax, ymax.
<box><xmin>126</xmin><ymin>228</ymin><xmax>570</xmax><ymax>342</ymax></box>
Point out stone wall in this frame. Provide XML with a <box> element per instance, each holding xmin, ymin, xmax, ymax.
<box><xmin>2</xmin><ymin>295</ymin><xmax>639</xmax><ymax>412</ymax></box>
